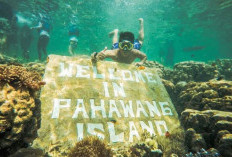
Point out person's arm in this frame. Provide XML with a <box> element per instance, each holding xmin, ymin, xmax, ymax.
<box><xmin>91</xmin><ymin>47</ymin><xmax>117</xmax><ymax>62</ymax></box>
<box><xmin>133</xmin><ymin>49</ymin><xmax>147</xmax><ymax>66</ymax></box>
<box><xmin>30</xmin><ymin>22</ymin><xmax>42</xmax><ymax>30</ymax></box>
<box><xmin>96</xmin><ymin>49</ymin><xmax>117</xmax><ymax>61</ymax></box>
<box><xmin>138</xmin><ymin>18</ymin><xmax>144</xmax><ymax>45</ymax></box>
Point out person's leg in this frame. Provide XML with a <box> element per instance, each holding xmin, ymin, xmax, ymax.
<box><xmin>138</xmin><ymin>18</ymin><xmax>144</xmax><ymax>45</ymax></box>
<box><xmin>37</xmin><ymin>37</ymin><xmax>42</xmax><ymax>60</ymax></box>
<box><xmin>68</xmin><ymin>43</ymin><xmax>74</xmax><ymax>56</ymax></box>
<box><xmin>109</xmin><ymin>29</ymin><xmax>119</xmax><ymax>44</ymax></box>
<box><xmin>42</xmin><ymin>36</ymin><xmax>49</xmax><ymax>59</ymax></box>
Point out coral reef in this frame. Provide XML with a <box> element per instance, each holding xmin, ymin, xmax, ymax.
<box><xmin>144</xmin><ymin>60</ymin><xmax>165</xmax><ymax>78</ymax></box>
<box><xmin>181</xmin><ymin>109</ymin><xmax>232</xmax><ymax>156</ymax></box>
<box><xmin>0</xmin><ymin>64</ymin><xmax>44</xmax><ymax>90</ymax></box>
<box><xmin>0</xmin><ymin>52</ymin><xmax>21</xmax><ymax>64</ymax></box>
<box><xmin>68</xmin><ymin>136</ymin><xmax>113</xmax><ymax>157</ymax></box>
<box><xmin>163</xmin><ymin>61</ymin><xmax>218</xmax><ymax>84</ymax></box>
<box><xmin>155</xmin><ymin>128</ymin><xmax>186</xmax><ymax>156</ymax></box>
<box><xmin>111</xmin><ymin>129</ymin><xmax>186</xmax><ymax>157</ymax></box>
<box><xmin>0</xmin><ymin>83</ymin><xmax>41</xmax><ymax>156</ymax></box>
<box><xmin>0</xmin><ymin>57</ymin><xmax>230</xmax><ymax>156</ymax></box>
<box><xmin>185</xmin><ymin>128</ymin><xmax>206</xmax><ymax>153</ymax></box>
<box><xmin>0</xmin><ymin>64</ymin><xmax>43</xmax><ymax>156</ymax></box>
<box><xmin>23</xmin><ymin>62</ymin><xmax>46</xmax><ymax>77</ymax></box>
<box><xmin>9</xmin><ymin>147</ymin><xmax>45</xmax><ymax>157</ymax></box>
<box><xmin>177</xmin><ymin>80</ymin><xmax>232</xmax><ymax>113</ymax></box>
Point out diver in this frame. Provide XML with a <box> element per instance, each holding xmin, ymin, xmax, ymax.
<box><xmin>31</xmin><ymin>16</ymin><xmax>51</xmax><ymax>61</ymax></box>
<box><xmin>20</xmin><ymin>24</ymin><xmax>33</xmax><ymax>60</ymax></box>
<box><xmin>109</xmin><ymin>18</ymin><xmax>144</xmax><ymax>50</ymax></box>
<box><xmin>68</xmin><ymin>24</ymin><xmax>79</xmax><ymax>56</ymax></box>
<box><xmin>91</xmin><ymin>32</ymin><xmax>147</xmax><ymax>66</ymax></box>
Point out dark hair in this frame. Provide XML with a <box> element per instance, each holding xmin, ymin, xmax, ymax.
<box><xmin>119</xmin><ymin>32</ymin><xmax>134</xmax><ymax>43</ymax></box>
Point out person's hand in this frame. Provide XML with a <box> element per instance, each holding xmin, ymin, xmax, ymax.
<box><xmin>138</xmin><ymin>18</ymin><xmax>144</xmax><ymax>23</ymax></box>
<box><xmin>91</xmin><ymin>47</ymin><xmax>107</xmax><ymax>62</ymax></box>
<box><xmin>97</xmin><ymin>52</ymin><xmax>106</xmax><ymax>60</ymax></box>
<box><xmin>97</xmin><ymin>47</ymin><xmax>108</xmax><ymax>60</ymax></box>
<box><xmin>101</xmin><ymin>47</ymin><xmax>107</xmax><ymax>52</ymax></box>
<box><xmin>91</xmin><ymin>52</ymin><xmax>98</xmax><ymax>62</ymax></box>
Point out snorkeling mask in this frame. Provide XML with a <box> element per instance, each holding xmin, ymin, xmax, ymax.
<box><xmin>119</xmin><ymin>40</ymin><xmax>133</xmax><ymax>51</ymax></box>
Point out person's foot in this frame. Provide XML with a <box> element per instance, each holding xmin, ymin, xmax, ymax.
<box><xmin>108</xmin><ymin>29</ymin><xmax>119</xmax><ymax>37</ymax></box>
<box><xmin>138</xmin><ymin>18</ymin><xmax>144</xmax><ymax>24</ymax></box>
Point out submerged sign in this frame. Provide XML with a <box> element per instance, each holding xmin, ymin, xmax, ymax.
<box><xmin>35</xmin><ymin>55</ymin><xmax>180</xmax><ymax>145</ymax></box>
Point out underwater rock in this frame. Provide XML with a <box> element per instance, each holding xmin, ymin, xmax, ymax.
<box><xmin>177</xmin><ymin>80</ymin><xmax>232</xmax><ymax>113</ymax></box>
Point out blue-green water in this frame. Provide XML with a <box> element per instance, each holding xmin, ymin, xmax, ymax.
<box><xmin>1</xmin><ymin>0</ymin><xmax>232</xmax><ymax>65</ymax></box>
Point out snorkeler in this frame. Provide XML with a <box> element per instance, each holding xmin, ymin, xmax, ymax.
<box><xmin>109</xmin><ymin>18</ymin><xmax>144</xmax><ymax>50</ymax></box>
<box><xmin>31</xmin><ymin>16</ymin><xmax>51</xmax><ymax>60</ymax></box>
<box><xmin>68</xmin><ymin>24</ymin><xmax>79</xmax><ymax>56</ymax></box>
<box><xmin>91</xmin><ymin>32</ymin><xmax>147</xmax><ymax>66</ymax></box>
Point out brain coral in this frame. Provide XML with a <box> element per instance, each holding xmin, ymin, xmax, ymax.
<box><xmin>0</xmin><ymin>64</ymin><xmax>43</xmax><ymax>155</ymax></box>
<box><xmin>0</xmin><ymin>83</ymin><xmax>40</xmax><ymax>155</ymax></box>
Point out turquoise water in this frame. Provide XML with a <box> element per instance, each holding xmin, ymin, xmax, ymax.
<box><xmin>1</xmin><ymin>0</ymin><xmax>232</xmax><ymax>65</ymax></box>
